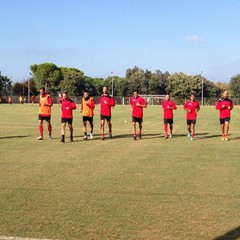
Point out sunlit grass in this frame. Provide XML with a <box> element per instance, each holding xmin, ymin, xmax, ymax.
<box><xmin>0</xmin><ymin>104</ymin><xmax>240</xmax><ymax>239</ymax></box>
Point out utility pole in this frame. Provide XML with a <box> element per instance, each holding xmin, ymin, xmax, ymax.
<box><xmin>201</xmin><ymin>71</ymin><xmax>204</xmax><ymax>106</ymax></box>
<box><xmin>111</xmin><ymin>72</ymin><xmax>114</xmax><ymax>97</ymax></box>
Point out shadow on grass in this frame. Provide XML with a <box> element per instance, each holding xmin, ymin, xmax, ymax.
<box><xmin>228</xmin><ymin>136</ymin><xmax>240</xmax><ymax>141</ymax></box>
<box><xmin>197</xmin><ymin>133</ymin><xmax>221</xmax><ymax>139</ymax></box>
<box><xmin>0</xmin><ymin>135</ymin><xmax>30</xmax><ymax>139</ymax></box>
<box><xmin>213</xmin><ymin>226</ymin><xmax>240</xmax><ymax>240</ymax></box>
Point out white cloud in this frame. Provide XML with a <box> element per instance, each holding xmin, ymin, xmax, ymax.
<box><xmin>186</xmin><ymin>34</ymin><xmax>204</xmax><ymax>42</ymax></box>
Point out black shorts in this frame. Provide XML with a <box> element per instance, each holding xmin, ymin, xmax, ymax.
<box><xmin>100</xmin><ymin>115</ymin><xmax>111</xmax><ymax>121</ymax></box>
<box><xmin>187</xmin><ymin>119</ymin><xmax>196</xmax><ymax>125</ymax></box>
<box><xmin>38</xmin><ymin>115</ymin><xmax>51</xmax><ymax>122</ymax></box>
<box><xmin>61</xmin><ymin>118</ymin><xmax>73</xmax><ymax>124</ymax></box>
<box><xmin>132</xmin><ymin>116</ymin><xmax>143</xmax><ymax>123</ymax></box>
<box><xmin>83</xmin><ymin>116</ymin><xmax>93</xmax><ymax>123</ymax></box>
<box><xmin>220</xmin><ymin>117</ymin><xmax>230</xmax><ymax>125</ymax></box>
<box><xmin>164</xmin><ymin>118</ymin><xmax>173</xmax><ymax>124</ymax></box>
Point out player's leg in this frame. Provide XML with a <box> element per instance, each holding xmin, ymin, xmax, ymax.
<box><xmin>163</xmin><ymin>118</ymin><xmax>168</xmax><ymax>138</ymax></box>
<box><xmin>132</xmin><ymin>119</ymin><xmax>137</xmax><ymax>140</ymax></box>
<box><xmin>89</xmin><ymin>119</ymin><xmax>94</xmax><ymax>139</ymax></box>
<box><xmin>169</xmin><ymin>122</ymin><xmax>173</xmax><ymax>138</ymax></box>
<box><xmin>83</xmin><ymin>120</ymin><xmax>88</xmax><ymax>140</ymax></box>
<box><xmin>47</xmin><ymin>119</ymin><xmax>52</xmax><ymax>139</ymax></box>
<box><xmin>138</xmin><ymin>121</ymin><xmax>142</xmax><ymax>139</ymax></box>
<box><xmin>220</xmin><ymin>124</ymin><xmax>225</xmax><ymax>140</ymax></box>
<box><xmin>100</xmin><ymin>118</ymin><xmax>105</xmax><ymax>140</ymax></box>
<box><xmin>68</xmin><ymin>122</ymin><xmax>73</xmax><ymax>142</ymax></box>
<box><xmin>37</xmin><ymin>119</ymin><xmax>44</xmax><ymax>140</ymax></box>
<box><xmin>190</xmin><ymin>123</ymin><xmax>195</xmax><ymax>140</ymax></box>
<box><xmin>60</xmin><ymin>122</ymin><xmax>66</xmax><ymax>143</ymax></box>
<box><xmin>187</xmin><ymin>121</ymin><xmax>191</xmax><ymax>137</ymax></box>
<box><xmin>107</xmin><ymin>120</ymin><xmax>112</xmax><ymax>138</ymax></box>
<box><xmin>224</xmin><ymin>121</ymin><xmax>229</xmax><ymax>141</ymax></box>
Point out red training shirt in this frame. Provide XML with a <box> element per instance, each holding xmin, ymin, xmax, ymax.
<box><xmin>130</xmin><ymin>96</ymin><xmax>146</xmax><ymax>118</ymax></box>
<box><xmin>183</xmin><ymin>100</ymin><xmax>200</xmax><ymax>120</ymax></box>
<box><xmin>61</xmin><ymin>98</ymin><xmax>76</xmax><ymax>118</ymax></box>
<box><xmin>215</xmin><ymin>98</ymin><xmax>233</xmax><ymax>118</ymax></box>
<box><xmin>100</xmin><ymin>94</ymin><xmax>115</xmax><ymax>116</ymax></box>
<box><xmin>162</xmin><ymin>100</ymin><xmax>177</xmax><ymax>119</ymax></box>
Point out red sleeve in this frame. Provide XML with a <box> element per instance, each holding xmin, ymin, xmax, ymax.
<box><xmin>48</xmin><ymin>97</ymin><xmax>53</xmax><ymax>105</ymax></box>
<box><xmin>109</xmin><ymin>97</ymin><xmax>115</xmax><ymax>107</ymax></box>
<box><xmin>71</xmin><ymin>101</ymin><xmax>76</xmax><ymax>110</ymax></box>
<box><xmin>141</xmin><ymin>98</ymin><xmax>146</xmax><ymax>106</ymax></box>
<box><xmin>216</xmin><ymin>101</ymin><xmax>221</xmax><ymax>110</ymax></box>
<box><xmin>89</xmin><ymin>99</ymin><xmax>95</xmax><ymax>109</ymax></box>
<box><xmin>183</xmin><ymin>102</ymin><xmax>187</xmax><ymax>110</ymax></box>
<box><xmin>172</xmin><ymin>101</ymin><xmax>177</xmax><ymax>110</ymax></box>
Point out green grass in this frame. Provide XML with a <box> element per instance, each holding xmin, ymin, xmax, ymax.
<box><xmin>1</xmin><ymin>104</ymin><xmax>240</xmax><ymax>240</ymax></box>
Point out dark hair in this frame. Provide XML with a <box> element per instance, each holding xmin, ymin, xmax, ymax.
<box><xmin>40</xmin><ymin>87</ymin><xmax>45</xmax><ymax>91</ymax></box>
<box><xmin>133</xmin><ymin>89</ymin><xmax>139</xmax><ymax>93</ymax></box>
<box><xmin>62</xmin><ymin>91</ymin><xmax>68</xmax><ymax>95</ymax></box>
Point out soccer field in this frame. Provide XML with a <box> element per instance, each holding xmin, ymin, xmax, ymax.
<box><xmin>1</xmin><ymin>104</ymin><xmax>240</xmax><ymax>240</ymax></box>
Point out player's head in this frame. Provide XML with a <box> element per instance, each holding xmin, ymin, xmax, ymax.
<box><xmin>102</xmin><ymin>86</ymin><xmax>108</xmax><ymax>95</ymax></box>
<box><xmin>39</xmin><ymin>87</ymin><xmax>45</xmax><ymax>96</ymax></box>
<box><xmin>165</xmin><ymin>94</ymin><xmax>170</xmax><ymax>101</ymax></box>
<box><xmin>62</xmin><ymin>91</ymin><xmax>69</xmax><ymax>99</ymax></box>
<box><xmin>83</xmin><ymin>90</ymin><xmax>89</xmax><ymax>99</ymax></box>
<box><xmin>190</xmin><ymin>94</ymin><xmax>195</xmax><ymax>101</ymax></box>
<box><xmin>222</xmin><ymin>90</ymin><xmax>228</xmax><ymax>99</ymax></box>
<box><xmin>133</xmin><ymin>90</ymin><xmax>139</xmax><ymax>98</ymax></box>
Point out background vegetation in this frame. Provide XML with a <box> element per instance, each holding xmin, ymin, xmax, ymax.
<box><xmin>1</xmin><ymin>63</ymin><xmax>239</xmax><ymax>99</ymax></box>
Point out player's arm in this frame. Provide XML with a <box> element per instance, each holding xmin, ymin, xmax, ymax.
<box><xmin>229</xmin><ymin>101</ymin><xmax>234</xmax><ymax>110</ymax></box>
<box><xmin>172</xmin><ymin>102</ymin><xmax>177</xmax><ymax>110</ymax></box>
<box><xmin>87</xmin><ymin>99</ymin><xmax>95</xmax><ymax>109</ymax></box>
<box><xmin>136</xmin><ymin>99</ymin><xmax>147</xmax><ymax>108</ymax></box>
<box><xmin>162</xmin><ymin>102</ymin><xmax>165</xmax><ymax>111</ymax></box>
<box><xmin>183</xmin><ymin>103</ymin><xmax>189</xmax><ymax>112</ymax></box>
<box><xmin>80</xmin><ymin>100</ymin><xmax>83</xmax><ymax>112</ymax></box>
<box><xmin>45</xmin><ymin>96</ymin><xmax>53</xmax><ymax>106</ymax></box>
<box><xmin>71</xmin><ymin>101</ymin><xmax>77</xmax><ymax>110</ymax></box>
<box><xmin>109</xmin><ymin>97</ymin><xmax>115</xmax><ymax>107</ymax></box>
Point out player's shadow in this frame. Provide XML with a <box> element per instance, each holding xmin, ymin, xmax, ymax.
<box><xmin>0</xmin><ymin>135</ymin><xmax>30</xmax><ymax>139</ymax></box>
<box><xmin>196</xmin><ymin>133</ymin><xmax>221</xmax><ymax>139</ymax></box>
<box><xmin>213</xmin><ymin>226</ymin><xmax>240</xmax><ymax>240</ymax></box>
<box><xmin>113</xmin><ymin>133</ymin><xmax>144</xmax><ymax>139</ymax></box>
<box><xmin>228</xmin><ymin>136</ymin><xmax>240</xmax><ymax>141</ymax></box>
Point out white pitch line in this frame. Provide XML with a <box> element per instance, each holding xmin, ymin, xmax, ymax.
<box><xmin>0</xmin><ymin>237</ymin><xmax>57</xmax><ymax>240</ymax></box>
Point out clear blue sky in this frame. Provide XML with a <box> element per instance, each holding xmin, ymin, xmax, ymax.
<box><xmin>0</xmin><ymin>0</ymin><xmax>239</xmax><ymax>82</ymax></box>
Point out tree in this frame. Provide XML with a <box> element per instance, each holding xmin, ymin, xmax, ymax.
<box><xmin>116</xmin><ymin>78</ymin><xmax>129</xmax><ymax>97</ymax></box>
<box><xmin>149</xmin><ymin>70</ymin><xmax>170</xmax><ymax>94</ymax></box>
<box><xmin>83</xmin><ymin>76</ymin><xmax>103</xmax><ymax>96</ymax></box>
<box><xmin>30</xmin><ymin>62</ymin><xmax>62</xmax><ymax>92</ymax></box>
<box><xmin>0</xmin><ymin>74</ymin><xmax>12</xmax><ymax>96</ymax></box>
<box><xmin>59</xmin><ymin>67</ymin><xmax>85</xmax><ymax>96</ymax></box>
<box><xmin>214</xmin><ymin>82</ymin><xmax>229</xmax><ymax>96</ymax></box>
<box><xmin>166</xmin><ymin>73</ymin><xmax>202</xmax><ymax>100</ymax></box>
<box><xmin>229</xmin><ymin>74</ymin><xmax>240</xmax><ymax>97</ymax></box>
<box><xmin>126</xmin><ymin>66</ymin><xmax>148</xmax><ymax>94</ymax></box>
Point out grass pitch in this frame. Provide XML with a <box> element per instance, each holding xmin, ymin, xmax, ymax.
<box><xmin>0</xmin><ymin>103</ymin><xmax>240</xmax><ymax>240</ymax></box>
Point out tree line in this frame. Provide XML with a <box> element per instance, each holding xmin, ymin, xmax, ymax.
<box><xmin>1</xmin><ymin>62</ymin><xmax>240</xmax><ymax>99</ymax></box>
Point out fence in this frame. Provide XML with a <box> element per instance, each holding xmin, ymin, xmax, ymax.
<box><xmin>0</xmin><ymin>95</ymin><xmax>239</xmax><ymax>106</ymax></box>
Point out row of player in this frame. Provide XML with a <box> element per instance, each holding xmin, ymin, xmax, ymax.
<box><xmin>37</xmin><ymin>87</ymin><xmax>233</xmax><ymax>142</ymax></box>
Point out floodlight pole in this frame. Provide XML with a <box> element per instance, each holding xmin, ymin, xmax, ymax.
<box><xmin>201</xmin><ymin>71</ymin><xmax>204</xmax><ymax>106</ymax></box>
<box><xmin>111</xmin><ymin>72</ymin><xmax>114</xmax><ymax>97</ymax></box>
